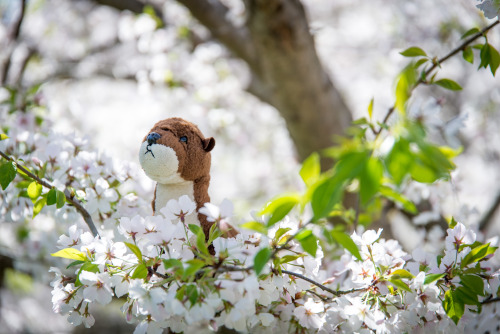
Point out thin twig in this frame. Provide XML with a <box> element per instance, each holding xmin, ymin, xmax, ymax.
<box><xmin>282</xmin><ymin>269</ymin><xmax>337</xmax><ymax>295</ymax></box>
<box><xmin>481</xmin><ymin>296</ymin><xmax>500</xmax><ymax>305</ymax></box>
<box><xmin>0</xmin><ymin>150</ymin><xmax>99</xmax><ymax>237</ymax></box>
<box><xmin>306</xmin><ymin>289</ymin><xmax>330</xmax><ymax>302</ymax></box>
<box><xmin>282</xmin><ymin>269</ymin><xmax>367</xmax><ymax>297</ymax></box>
<box><xmin>375</xmin><ymin>19</ymin><xmax>500</xmax><ymax>135</ymax></box>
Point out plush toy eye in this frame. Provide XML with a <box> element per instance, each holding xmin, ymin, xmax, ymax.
<box><xmin>180</xmin><ymin>136</ymin><xmax>188</xmax><ymax>143</ymax></box>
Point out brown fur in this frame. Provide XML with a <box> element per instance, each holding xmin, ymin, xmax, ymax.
<box><xmin>144</xmin><ymin>118</ymin><xmax>214</xmax><ymax>237</ymax></box>
<box><xmin>143</xmin><ymin>118</ymin><xmax>237</xmax><ymax>239</ymax></box>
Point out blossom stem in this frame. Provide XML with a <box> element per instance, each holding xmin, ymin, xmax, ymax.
<box><xmin>0</xmin><ymin>150</ymin><xmax>100</xmax><ymax>237</ymax></box>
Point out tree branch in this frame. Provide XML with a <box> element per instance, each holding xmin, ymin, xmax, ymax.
<box><xmin>175</xmin><ymin>0</ymin><xmax>256</xmax><ymax>66</ymax></box>
<box><xmin>1</xmin><ymin>0</ymin><xmax>27</xmax><ymax>85</ymax></box>
<box><xmin>0</xmin><ymin>150</ymin><xmax>100</xmax><ymax>237</ymax></box>
<box><xmin>375</xmin><ymin>18</ymin><xmax>500</xmax><ymax>135</ymax></box>
<box><xmin>478</xmin><ymin>190</ymin><xmax>500</xmax><ymax>232</ymax></box>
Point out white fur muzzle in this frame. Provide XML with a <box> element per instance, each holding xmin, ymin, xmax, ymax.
<box><xmin>139</xmin><ymin>141</ymin><xmax>184</xmax><ymax>184</ymax></box>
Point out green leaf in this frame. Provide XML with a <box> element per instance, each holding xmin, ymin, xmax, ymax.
<box><xmin>280</xmin><ymin>254</ymin><xmax>303</xmax><ymax>264</ymax></box>
<box><xmin>195</xmin><ymin>229</ymin><xmax>209</xmax><ymax>256</ymax></box>
<box><xmin>395</xmin><ymin>65</ymin><xmax>417</xmax><ymax>113</ymax></box>
<box><xmin>300</xmin><ymin>153</ymin><xmax>321</xmax><ymax>186</ymax></box>
<box><xmin>359</xmin><ymin>157</ymin><xmax>383</xmax><ymax>205</ymax></box>
<box><xmin>125</xmin><ymin>242</ymin><xmax>143</xmax><ymax>262</ymax></box>
<box><xmin>183</xmin><ymin>259</ymin><xmax>205</xmax><ymax>280</ymax></box>
<box><xmin>131</xmin><ymin>263</ymin><xmax>148</xmax><ymax>279</ymax></box>
<box><xmin>186</xmin><ymin>284</ymin><xmax>199</xmax><ymax>305</ymax></box>
<box><xmin>367</xmin><ymin>98</ymin><xmax>374</xmax><ymax>120</ymax></box>
<box><xmin>311</xmin><ymin>177</ymin><xmax>343</xmax><ymax>221</ymax></box>
<box><xmin>461</xmin><ymin>243</ymin><xmax>491</xmax><ymax>268</ymax></box>
<box><xmin>410</xmin><ymin>161</ymin><xmax>439</xmax><ymax>183</ymax></box>
<box><xmin>455</xmin><ymin>286</ymin><xmax>479</xmax><ymax>306</ymax></box>
<box><xmin>274</xmin><ymin>227</ymin><xmax>292</xmax><ymax>242</ymax></box>
<box><xmin>175</xmin><ymin>285</ymin><xmax>186</xmax><ymax>301</ymax></box>
<box><xmin>461</xmin><ymin>27</ymin><xmax>480</xmax><ymax>39</ymax></box>
<box><xmin>352</xmin><ymin>117</ymin><xmax>369</xmax><ymax>126</ymax></box>
<box><xmin>449</xmin><ymin>217</ymin><xmax>458</xmax><ymax>229</ymax></box>
<box><xmin>27</xmin><ymin>181</ymin><xmax>42</xmax><ymax>200</ymax></box>
<box><xmin>462</xmin><ymin>47</ymin><xmax>474</xmax><ymax>64</ymax></box>
<box><xmin>0</xmin><ymin>161</ymin><xmax>17</xmax><ymax>190</ymax></box>
<box><xmin>388</xmin><ymin>278</ymin><xmax>412</xmax><ymax>292</ymax></box>
<box><xmin>424</xmin><ymin>273</ymin><xmax>445</xmax><ymax>285</ymax></box>
<box><xmin>47</xmin><ymin>188</ymin><xmax>57</xmax><ymax>205</ymax></box>
<box><xmin>391</xmin><ymin>269</ymin><xmax>414</xmax><ymax>279</ymax></box>
<box><xmin>33</xmin><ymin>197</ymin><xmax>46</xmax><ymax>217</ymax></box>
<box><xmin>56</xmin><ymin>190</ymin><xmax>65</xmax><ymax>208</ymax></box>
<box><xmin>460</xmin><ymin>274</ymin><xmax>484</xmax><ymax>296</ymax></box>
<box><xmin>51</xmin><ymin>248</ymin><xmax>87</xmax><ymax>261</ymax></box>
<box><xmin>312</xmin><ymin>151</ymin><xmax>369</xmax><ymax>220</ymax></box>
<box><xmin>240</xmin><ymin>221</ymin><xmax>268</xmax><ymax>234</ymax></box>
<box><xmin>379</xmin><ymin>186</ymin><xmax>417</xmax><ymax>214</ymax></box>
<box><xmin>330</xmin><ymin>231</ymin><xmax>362</xmax><ymax>261</ymax></box>
<box><xmin>385</xmin><ymin>138</ymin><xmax>414</xmax><ymax>185</ymax></box>
<box><xmin>47</xmin><ymin>188</ymin><xmax>66</xmax><ymax>209</ymax></box>
<box><xmin>443</xmin><ymin>290</ymin><xmax>465</xmax><ymax>325</ymax></box>
<box><xmin>487</xmin><ymin>44</ymin><xmax>500</xmax><ymax>75</ymax></box>
<box><xmin>434</xmin><ymin>79</ymin><xmax>462</xmax><ymax>91</ymax></box>
<box><xmin>254</xmin><ymin>247</ymin><xmax>271</xmax><ymax>275</ymax></box>
<box><xmin>208</xmin><ymin>223</ymin><xmax>222</xmax><ymax>244</ymax></box>
<box><xmin>80</xmin><ymin>262</ymin><xmax>99</xmax><ymax>273</ymax></box>
<box><xmin>261</xmin><ymin>194</ymin><xmax>300</xmax><ymax>228</ymax></box>
<box><xmin>0</xmin><ymin>134</ymin><xmax>8</xmax><ymax>141</ymax></box>
<box><xmin>400</xmin><ymin>46</ymin><xmax>427</xmax><ymax>58</ymax></box>
<box><xmin>163</xmin><ymin>258</ymin><xmax>183</xmax><ymax>270</ymax></box>
<box><xmin>479</xmin><ymin>43</ymin><xmax>490</xmax><ymax>69</ymax></box>
<box><xmin>188</xmin><ymin>224</ymin><xmax>203</xmax><ymax>236</ymax></box>
<box><xmin>478</xmin><ymin>43</ymin><xmax>500</xmax><ymax>75</ymax></box>
<box><xmin>414</xmin><ymin>58</ymin><xmax>429</xmax><ymax>68</ymax></box>
<box><xmin>296</xmin><ymin>230</ymin><xmax>318</xmax><ymax>257</ymax></box>
<box><xmin>66</xmin><ymin>260</ymin><xmax>85</xmax><ymax>269</ymax></box>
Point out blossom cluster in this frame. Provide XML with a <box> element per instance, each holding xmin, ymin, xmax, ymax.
<box><xmin>50</xmin><ymin>191</ymin><xmax>500</xmax><ymax>333</ymax></box>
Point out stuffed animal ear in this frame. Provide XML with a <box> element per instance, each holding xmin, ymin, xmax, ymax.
<box><xmin>202</xmin><ymin>137</ymin><xmax>215</xmax><ymax>152</ymax></box>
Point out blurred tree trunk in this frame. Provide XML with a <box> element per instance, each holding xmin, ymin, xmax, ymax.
<box><xmin>94</xmin><ymin>0</ymin><xmax>353</xmax><ymax>167</ymax></box>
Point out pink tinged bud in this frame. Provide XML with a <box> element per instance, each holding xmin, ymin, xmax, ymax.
<box><xmin>32</xmin><ymin>157</ymin><xmax>42</xmax><ymax>166</ymax></box>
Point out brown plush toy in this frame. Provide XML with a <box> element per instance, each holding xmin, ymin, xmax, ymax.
<box><xmin>139</xmin><ymin>117</ymin><xmax>236</xmax><ymax>239</ymax></box>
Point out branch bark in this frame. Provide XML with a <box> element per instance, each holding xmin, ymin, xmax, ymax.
<box><xmin>1</xmin><ymin>0</ymin><xmax>27</xmax><ymax>85</ymax></box>
<box><xmin>243</xmin><ymin>0</ymin><xmax>352</xmax><ymax>164</ymax></box>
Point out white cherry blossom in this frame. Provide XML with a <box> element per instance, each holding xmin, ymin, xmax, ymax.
<box><xmin>79</xmin><ymin>271</ymin><xmax>113</xmax><ymax>305</ymax></box>
<box><xmin>85</xmin><ymin>178</ymin><xmax>119</xmax><ymax>214</ymax></box>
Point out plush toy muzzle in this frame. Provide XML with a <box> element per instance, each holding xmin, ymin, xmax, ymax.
<box><xmin>139</xmin><ymin>139</ymin><xmax>183</xmax><ymax>185</ymax></box>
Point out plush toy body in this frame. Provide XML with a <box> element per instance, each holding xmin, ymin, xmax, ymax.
<box><xmin>139</xmin><ymin>118</ymin><xmax>216</xmax><ymax>237</ymax></box>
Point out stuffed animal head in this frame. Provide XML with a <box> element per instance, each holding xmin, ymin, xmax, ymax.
<box><xmin>139</xmin><ymin>118</ymin><xmax>215</xmax><ymax>184</ymax></box>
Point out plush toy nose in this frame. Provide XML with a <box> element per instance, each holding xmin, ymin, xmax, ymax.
<box><xmin>147</xmin><ymin>132</ymin><xmax>161</xmax><ymax>145</ymax></box>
